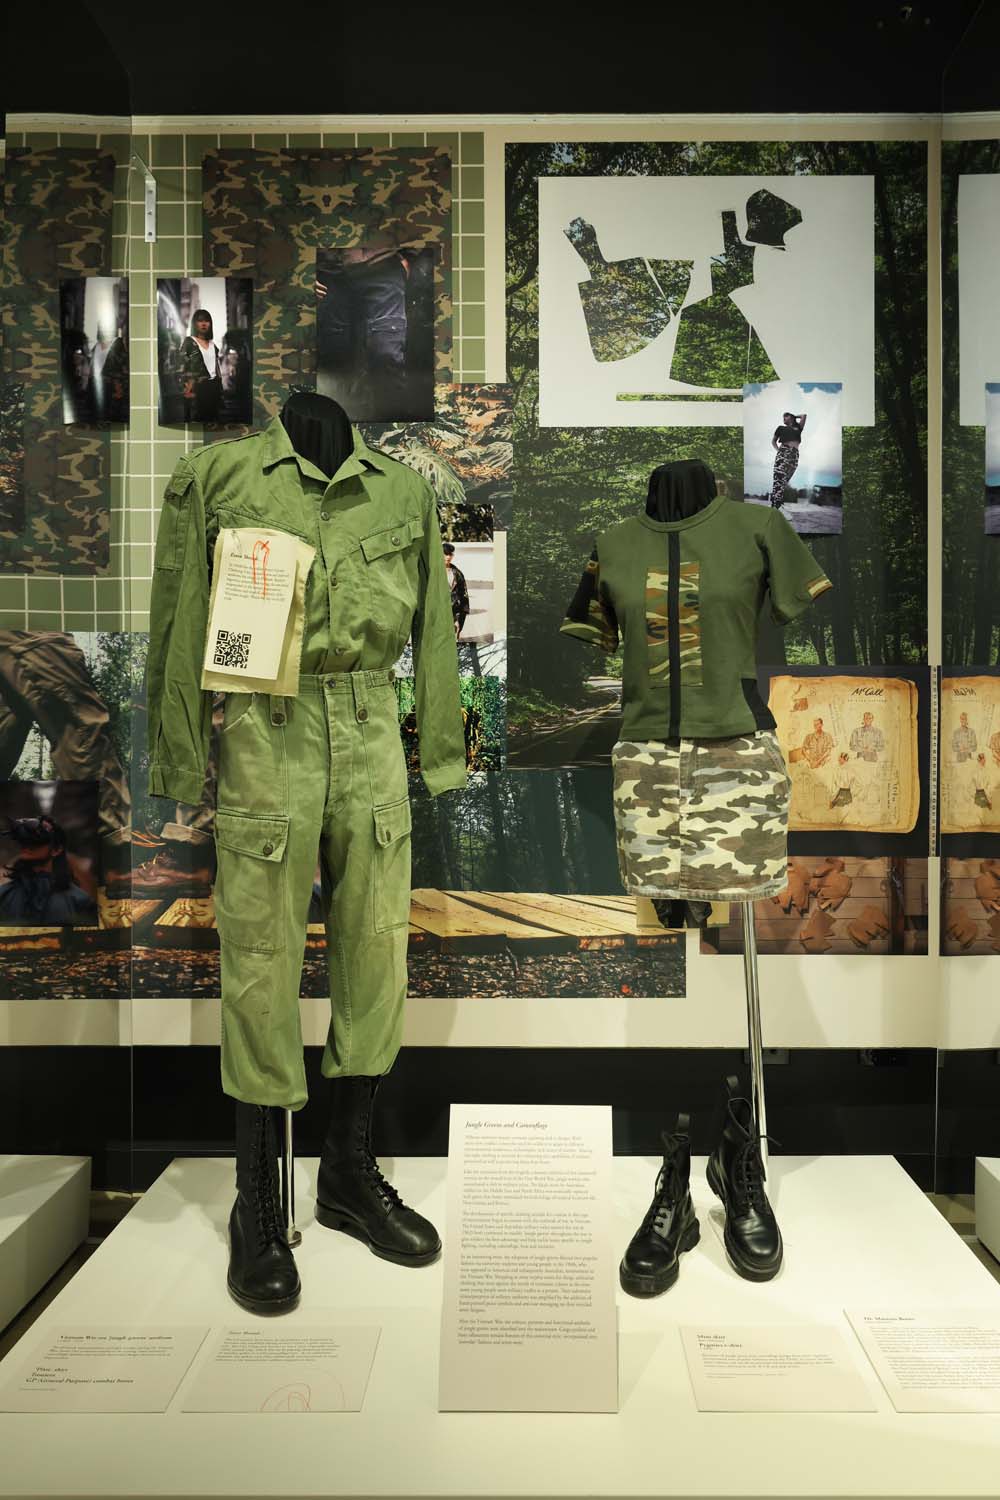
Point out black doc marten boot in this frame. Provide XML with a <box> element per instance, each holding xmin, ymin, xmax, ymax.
<box><xmin>619</xmin><ymin>1113</ymin><xmax>700</xmax><ymax>1297</ymax></box>
<box><xmin>227</xmin><ymin>1102</ymin><xmax>301</xmax><ymax>1313</ymax></box>
<box><xmin>315</xmin><ymin>1075</ymin><xmax>441</xmax><ymax>1266</ymax></box>
<box><xmin>706</xmin><ymin>1075</ymin><xmax>783</xmax><ymax>1282</ymax></box>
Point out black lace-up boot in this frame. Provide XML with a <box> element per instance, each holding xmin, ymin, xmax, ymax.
<box><xmin>706</xmin><ymin>1075</ymin><xmax>783</xmax><ymax>1282</ymax></box>
<box><xmin>315</xmin><ymin>1076</ymin><xmax>441</xmax><ymax>1266</ymax></box>
<box><xmin>227</xmin><ymin>1102</ymin><xmax>301</xmax><ymax>1313</ymax></box>
<box><xmin>619</xmin><ymin>1113</ymin><xmax>700</xmax><ymax>1297</ymax></box>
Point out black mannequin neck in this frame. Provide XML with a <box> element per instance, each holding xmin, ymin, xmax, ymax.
<box><xmin>645</xmin><ymin>459</ymin><xmax>718</xmax><ymax>523</ymax></box>
<box><xmin>280</xmin><ymin>391</ymin><xmax>353</xmax><ymax>479</ymax></box>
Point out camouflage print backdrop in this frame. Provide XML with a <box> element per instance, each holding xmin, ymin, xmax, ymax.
<box><xmin>202</xmin><ymin>148</ymin><xmax>452</xmax><ymax>426</ymax></box>
<box><xmin>0</xmin><ymin>148</ymin><xmax>116</xmax><ymax>574</ymax></box>
<box><xmin>0</xmin><ymin>381</ymin><xmax>25</xmax><ymax>533</ymax></box>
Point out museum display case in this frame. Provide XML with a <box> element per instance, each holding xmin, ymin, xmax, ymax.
<box><xmin>1</xmin><ymin>3</ymin><xmax>999</xmax><ymax>1494</ymax></box>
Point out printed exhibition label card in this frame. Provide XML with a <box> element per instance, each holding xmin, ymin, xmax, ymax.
<box><xmin>201</xmin><ymin>527</ymin><xmax>300</xmax><ymax>685</ymax></box>
<box><xmin>0</xmin><ymin>1325</ymin><xmax>209</xmax><ymax>1413</ymax></box>
<box><xmin>847</xmin><ymin>1308</ymin><xmax>1000</xmax><ymax>1412</ymax></box>
<box><xmin>681</xmin><ymin>1324</ymin><xmax>877</xmax><ymax>1413</ymax></box>
<box><xmin>438</xmin><ymin>1103</ymin><xmax>618</xmax><ymax>1413</ymax></box>
<box><xmin>180</xmin><ymin>1326</ymin><xmax>381</xmax><ymax>1413</ymax></box>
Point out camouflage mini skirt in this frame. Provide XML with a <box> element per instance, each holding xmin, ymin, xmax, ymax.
<box><xmin>611</xmin><ymin>731</ymin><xmax>790</xmax><ymax>901</ymax></box>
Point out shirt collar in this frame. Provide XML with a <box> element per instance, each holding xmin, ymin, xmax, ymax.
<box><xmin>260</xmin><ymin>412</ymin><xmax>387</xmax><ymax>484</ymax></box>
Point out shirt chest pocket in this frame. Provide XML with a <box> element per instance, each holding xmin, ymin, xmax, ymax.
<box><xmin>359</xmin><ymin>516</ymin><xmax>423</xmax><ymax>618</ymax></box>
<box><xmin>216</xmin><ymin>507</ymin><xmax>314</xmax><ymax>547</ymax></box>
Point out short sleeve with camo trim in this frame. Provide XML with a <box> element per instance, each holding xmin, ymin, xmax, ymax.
<box><xmin>762</xmin><ymin>508</ymin><xmax>833</xmax><ymax>625</ymax></box>
<box><xmin>559</xmin><ymin>545</ymin><xmax>620</xmax><ymax>653</ymax></box>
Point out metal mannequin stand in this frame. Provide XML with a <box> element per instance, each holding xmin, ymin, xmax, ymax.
<box><xmin>280</xmin><ymin>1108</ymin><xmax>301</xmax><ymax>1247</ymax></box>
<box><xmin>740</xmin><ymin>901</ymin><xmax>769</xmax><ymax>1170</ymax></box>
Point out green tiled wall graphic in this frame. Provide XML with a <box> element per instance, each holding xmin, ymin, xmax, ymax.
<box><xmin>1</xmin><ymin>126</ymin><xmax>486</xmax><ymax>633</ymax></box>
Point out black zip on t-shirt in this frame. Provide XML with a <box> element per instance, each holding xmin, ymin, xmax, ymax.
<box><xmin>667</xmin><ymin>531</ymin><xmax>681</xmax><ymax>737</ymax></box>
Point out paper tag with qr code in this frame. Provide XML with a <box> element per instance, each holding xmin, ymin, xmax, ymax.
<box><xmin>201</xmin><ymin>528</ymin><xmax>313</xmax><ymax>691</ymax></box>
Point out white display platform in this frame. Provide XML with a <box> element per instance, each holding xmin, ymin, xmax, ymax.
<box><xmin>3</xmin><ymin>1153</ymin><xmax>1000</xmax><ymax>1500</ymax></box>
<box><xmin>0</xmin><ymin>1155</ymin><xmax>90</xmax><ymax>1334</ymax></box>
<box><xmin>975</xmin><ymin>1156</ymin><xmax>1000</xmax><ymax>1264</ymax></box>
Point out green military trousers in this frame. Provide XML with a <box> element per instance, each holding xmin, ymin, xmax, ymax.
<box><xmin>213</xmin><ymin>669</ymin><xmax>412</xmax><ymax>1110</ymax></box>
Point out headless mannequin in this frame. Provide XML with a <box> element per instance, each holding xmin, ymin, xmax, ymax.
<box><xmin>280</xmin><ymin>390</ymin><xmax>354</xmax><ymax>479</ymax></box>
<box><xmin>645</xmin><ymin>459</ymin><xmax>719</xmax><ymax>932</ymax></box>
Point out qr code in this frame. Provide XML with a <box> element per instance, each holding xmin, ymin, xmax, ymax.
<box><xmin>213</xmin><ymin>629</ymin><xmax>252</xmax><ymax>669</ymax></box>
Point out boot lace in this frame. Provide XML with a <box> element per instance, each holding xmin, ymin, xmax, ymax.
<box><xmin>734</xmin><ymin>1132</ymin><xmax>782</xmax><ymax>1213</ymax></box>
<box><xmin>362</xmin><ymin>1149</ymin><xmax>405</xmax><ymax>1213</ymax></box>
<box><xmin>640</xmin><ymin>1150</ymin><xmax>685</xmax><ymax>1237</ymax></box>
<box><xmin>252</xmin><ymin>1112</ymin><xmax>284</xmax><ymax>1248</ymax></box>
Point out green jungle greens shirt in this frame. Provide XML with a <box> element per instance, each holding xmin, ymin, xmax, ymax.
<box><xmin>560</xmin><ymin>497</ymin><xmax>832</xmax><ymax>740</ymax></box>
<box><xmin>147</xmin><ymin>415</ymin><xmax>467</xmax><ymax>804</ymax></box>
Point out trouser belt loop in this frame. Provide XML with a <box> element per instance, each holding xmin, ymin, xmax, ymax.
<box><xmin>269</xmin><ymin>693</ymin><xmax>287</xmax><ymax>727</ymax></box>
<box><xmin>351</xmin><ymin>671</ymin><xmax>370</xmax><ymax>723</ymax></box>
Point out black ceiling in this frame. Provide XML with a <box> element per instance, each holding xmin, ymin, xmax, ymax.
<box><xmin>2</xmin><ymin>0</ymin><xmax>997</xmax><ymax>124</ymax></box>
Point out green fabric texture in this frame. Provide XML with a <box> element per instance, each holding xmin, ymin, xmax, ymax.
<box><xmin>146</xmin><ymin>413</ymin><xmax>468</xmax><ymax>1105</ymax></box>
<box><xmin>214</xmin><ymin>673</ymin><xmax>412</xmax><ymax>1108</ymax></box>
<box><xmin>560</xmin><ymin>498</ymin><xmax>832</xmax><ymax>740</ymax></box>
<box><xmin>147</xmin><ymin>413</ymin><xmax>468</xmax><ymax>801</ymax></box>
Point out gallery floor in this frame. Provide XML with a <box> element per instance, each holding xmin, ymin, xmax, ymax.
<box><xmin>2</xmin><ymin>1154</ymin><xmax>1000</xmax><ymax>1500</ymax></box>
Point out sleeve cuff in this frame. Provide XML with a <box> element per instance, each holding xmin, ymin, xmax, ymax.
<box><xmin>772</xmin><ymin>576</ymin><xmax>833</xmax><ymax>625</ymax></box>
<box><xmin>421</xmin><ymin>761</ymin><xmax>468</xmax><ymax>798</ymax></box>
<box><xmin>559</xmin><ymin>618</ymin><xmax>618</xmax><ymax>652</ymax></box>
<box><xmin>149</xmin><ymin>763</ymin><xmax>209</xmax><ymax>806</ymax></box>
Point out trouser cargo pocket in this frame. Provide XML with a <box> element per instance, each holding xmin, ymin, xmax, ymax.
<box><xmin>214</xmin><ymin>809</ymin><xmax>290</xmax><ymax>953</ymax></box>
<box><xmin>372</xmin><ymin>795</ymin><xmax>412</xmax><ymax>933</ymax></box>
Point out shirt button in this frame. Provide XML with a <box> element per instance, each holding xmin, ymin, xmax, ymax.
<box><xmin>391</xmin><ymin>534</ymin><xmax>401</xmax><ymax>546</ymax></box>
<box><xmin>273</xmin><ymin>712</ymin><xmax>285</xmax><ymax>725</ymax></box>
<box><xmin>320</xmin><ymin>510</ymin><xmax>330</xmax><ymax>521</ymax></box>
<box><xmin>331</xmin><ymin>577</ymin><xmax>339</xmax><ymax>589</ymax></box>
<box><xmin>357</xmin><ymin>706</ymin><xmax>369</xmax><ymax>722</ymax></box>
<box><xmin>262</xmin><ymin>842</ymin><xmax>274</xmax><ymax>856</ymax></box>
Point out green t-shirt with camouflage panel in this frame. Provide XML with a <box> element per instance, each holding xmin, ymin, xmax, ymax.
<box><xmin>560</xmin><ymin>497</ymin><xmax>832</xmax><ymax>741</ymax></box>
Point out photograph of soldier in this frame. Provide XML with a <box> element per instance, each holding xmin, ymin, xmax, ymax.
<box><xmin>59</xmin><ymin>276</ymin><xmax>129</xmax><ymax>425</ymax></box>
<box><xmin>742</xmin><ymin>380</ymin><xmax>843</xmax><ymax>534</ymax></box>
<box><xmin>443</xmin><ymin>538</ymin><xmax>498</xmax><ymax>645</ymax></box>
<box><xmin>156</xmin><ymin>277</ymin><xmax>253</xmax><ymax>426</ymax></box>
<box><xmin>850</xmin><ymin>709</ymin><xmax>886</xmax><ymax>762</ymax></box>
<box><xmin>0</xmin><ymin>783</ymin><xmax>99</xmax><ymax>925</ymax></box>
<box><xmin>316</xmin><ymin>244</ymin><xmax>435</xmax><ymax>422</ymax></box>
<box><xmin>444</xmin><ymin>542</ymin><xmax>470</xmax><ymax>639</ymax></box>
<box><xmin>951</xmin><ymin>710</ymin><xmax>977</xmax><ymax>762</ymax></box>
<box><xmin>0</xmin><ymin>631</ymin><xmax>131</xmax><ymax>888</ymax></box>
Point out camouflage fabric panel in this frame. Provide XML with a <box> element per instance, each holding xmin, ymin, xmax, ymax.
<box><xmin>645</xmin><ymin>568</ymin><xmax>670</xmax><ymax>682</ymax></box>
<box><xmin>0</xmin><ymin>381</ymin><xmax>25</xmax><ymax>532</ymax></box>
<box><xmin>560</xmin><ymin>550</ymin><xmax>619</xmax><ymax>653</ymax></box>
<box><xmin>677</xmin><ymin>561</ymin><xmax>702</xmax><ymax>685</ymax></box>
<box><xmin>565</xmin><ymin>217</ymin><xmax>691</xmax><ymax>364</ymax></box>
<box><xmin>1</xmin><ymin>148</ymin><xmax>115</xmax><ymax>574</ymax></box>
<box><xmin>612</xmin><ymin>733</ymin><xmax>789</xmax><ymax>899</ymax></box>
<box><xmin>645</xmin><ymin>561</ymin><xmax>703</xmax><ymax>686</ymax></box>
<box><xmin>202</xmin><ymin>148</ymin><xmax>452</xmax><ymax>426</ymax></box>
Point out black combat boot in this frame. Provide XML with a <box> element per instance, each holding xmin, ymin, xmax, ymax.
<box><xmin>619</xmin><ymin>1113</ymin><xmax>700</xmax><ymax>1297</ymax></box>
<box><xmin>315</xmin><ymin>1076</ymin><xmax>441</xmax><ymax>1266</ymax></box>
<box><xmin>706</xmin><ymin>1075</ymin><xmax>783</xmax><ymax>1282</ymax></box>
<box><xmin>227</xmin><ymin>1102</ymin><xmax>301</xmax><ymax>1313</ymax></box>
